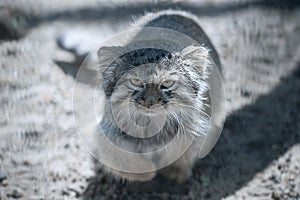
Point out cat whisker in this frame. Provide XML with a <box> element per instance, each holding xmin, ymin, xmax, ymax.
<box><xmin>169</xmin><ymin>101</ymin><xmax>211</xmax><ymax>119</ymax></box>
<box><xmin>168</xmin><ymin>111</ymin><xmax>188</xmax><ymax>142</ymax></box>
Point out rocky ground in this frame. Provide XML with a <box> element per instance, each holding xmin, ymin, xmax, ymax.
<box><xmin>0</xmin><ymin>0</ymin><xmax>300</xmax><ymax>199</ymax></box>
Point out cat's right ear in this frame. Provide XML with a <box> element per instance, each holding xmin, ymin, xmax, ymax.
<box><xmin>97</xmin><ymin>46</ymin><xmax>125</xmax><ymax>70</ymax></box>
<box><xmin>180</xmin><ymin>45</ymin><xmax>212</xmax><ymax>77</ymax></box>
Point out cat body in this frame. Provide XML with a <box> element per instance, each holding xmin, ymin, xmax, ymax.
<box><xmin>92</xmin><ymin>10</ymin><xmax>222</xmax><ymax>183</ymax></box>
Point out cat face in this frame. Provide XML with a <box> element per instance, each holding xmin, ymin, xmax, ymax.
<box><xmin>98</xmin><ymin>46</ymin><xmax>211</xmax><ymax>116</ymax></box>
<box><xmin>111</xmin><ymin>63</ymin><xmax>193</xmax><ymax>114</ymax></box>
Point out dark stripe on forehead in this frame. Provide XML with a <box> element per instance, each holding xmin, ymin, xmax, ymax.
<box><xmin>120</xmin><ymin>48</ymin><xmax>172</xmax><ymax>66</ymax></box>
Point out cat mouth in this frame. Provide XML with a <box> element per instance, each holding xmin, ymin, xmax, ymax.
<box><xmin>134</xmin><ymin>103</ymin><xmax>167</xmax><ymax>114</ymax></box>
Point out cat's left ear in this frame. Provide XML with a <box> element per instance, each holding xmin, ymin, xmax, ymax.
<box><xmin>98</xmin><ymin>46</ymin><xmax>126</xmax><ymax>70</ymax></box>
<box><xmin>180</xmin><ymin>45</ymin><xmax>212</xmax><ymax>76</ymax></box>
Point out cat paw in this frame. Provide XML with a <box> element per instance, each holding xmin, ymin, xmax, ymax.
<box><xmin>113</xmin><ymin>170</ymin><xmax>157</xmax><ymax>182</ymax></box>
<box><xmin>160</xmin><ymin>165</ymin><xmax>192</xmax><ymax>183</ymax></box>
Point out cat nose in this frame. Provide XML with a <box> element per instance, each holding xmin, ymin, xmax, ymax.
<box><xmin>144</xmin><ymin>96</ymin><xmax>158</xmax><ymax>108</ymax></box>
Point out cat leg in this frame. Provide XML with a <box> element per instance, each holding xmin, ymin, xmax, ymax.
<box><xmin>160</xmin><ymin>152</ymin><xmax>195</xmax><ymax>183</ymax></box>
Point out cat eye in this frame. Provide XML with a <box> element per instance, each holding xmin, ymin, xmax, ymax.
<box><xmin>130</xmin><ymin>78</ymin><xmax>144</xmax><ymax>87</ymax></box>
<box><xmin>161</xmin><ymin>80</ymin><xmax>175</xmax><ymax>88</ymax></box>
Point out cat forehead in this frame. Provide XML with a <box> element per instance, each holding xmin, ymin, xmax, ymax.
<box><xmin>128</xmin><ymin>63</ymin><xmax>176</xmax><ymax>77</ymax></box>
<box><xmin>119</xmin><ymin>48</ymin><xmax>176</xmax><ymax>66</ymax></box>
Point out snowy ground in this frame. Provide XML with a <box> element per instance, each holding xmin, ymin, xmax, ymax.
<box><xmin>0</xmin><ymin>0</ymin><xmax>300</xmax><ymax>199</ymax></box>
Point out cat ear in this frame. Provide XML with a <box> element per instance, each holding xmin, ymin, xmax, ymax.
<box><xmin>96</xmin><ymin>46</ymin><xmax>126</xmax><ymax>96</ymax></box>
<box><xmin>97</xmin><ymin>46</ymin><xmax>125</xmax><ymax>70</ymax></box>
<box><xmin>180</xmin><ymin>45</ymin><xmax>212</xmax><ymax>76</ymax></box>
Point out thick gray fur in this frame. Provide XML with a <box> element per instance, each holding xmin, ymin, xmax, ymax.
<box><xmin>93</xmin><ymin>10</ymin><xmax>221</xmax><ymax>183</ymax></box>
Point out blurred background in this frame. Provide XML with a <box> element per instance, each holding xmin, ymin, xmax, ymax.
<box><xmin>0</xmin><ymin>0</ymin><xmax>299</xmax><ymax>199</ymax></box>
